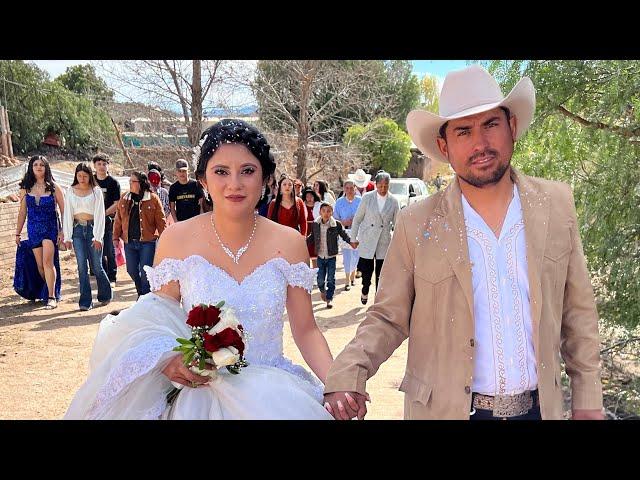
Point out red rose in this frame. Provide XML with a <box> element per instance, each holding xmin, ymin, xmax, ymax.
<box><xmin>203</xmin><ymin>332</ymin><xmax>222</xmax><ymax>352</ymax></box>
<box><xmin>187</xmin><ymin>305</ymin><xmax>221</xmax><ymax>328</ymax></box>
<box><xmin>204</xmin><ymin>327</ymin><xmax>244</xmax><ymax>356</ymax></box>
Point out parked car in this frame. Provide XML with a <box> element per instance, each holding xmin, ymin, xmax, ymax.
<box><xmin>389</xmin><ymin>178</ymin><xmax>430</xmax><ymax>209</ymax></box>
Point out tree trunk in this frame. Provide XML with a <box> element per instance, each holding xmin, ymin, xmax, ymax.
<box><xmin>110</xmin><ymin>117</ymin><xmax>135</xmax><ymax>169</ymax></box>
<box><xmin>189</xmin><ymin>60</ymin><xmax>203</xmax><ymax>146</ymax></box>
<box><xmin>295</xmin><ymin>64</ymin><xmax>314</xmax><ymax>182</ymax></box>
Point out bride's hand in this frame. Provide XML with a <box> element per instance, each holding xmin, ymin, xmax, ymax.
<box><xmin>162</xmin><ymin>355</ymin><xmax>211</xmax><ymax>388</ymax></box>
<box><xmin>324</xmin><ymin>391</ymin><xmax>370</xmax><ymax>420</ymax></box>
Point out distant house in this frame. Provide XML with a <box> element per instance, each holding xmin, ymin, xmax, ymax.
<box><xmin>201</xmin><ymin>116</ymin><xmax>259</xmax><ymax>129</ymax></box>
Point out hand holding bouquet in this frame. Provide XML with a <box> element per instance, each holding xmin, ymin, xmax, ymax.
<box><xmin>167</xmin><ymin>301</ymin><xmax>248</xmax><ymax>403</ymax></box>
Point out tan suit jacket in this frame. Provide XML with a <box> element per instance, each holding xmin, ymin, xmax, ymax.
<box><xmin>324</xmin><ymin>169</ymin><xmax>603</xmax><ymax>419</ymax></box>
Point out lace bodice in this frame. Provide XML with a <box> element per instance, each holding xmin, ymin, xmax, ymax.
<box><xmin>144</xmin><ymin>255</ymin><xmax>316</xmax><ymax>368</ymax></box>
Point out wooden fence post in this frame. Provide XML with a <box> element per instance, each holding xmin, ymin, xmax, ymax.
<box><xmin>110</xmin><ymin>116</ymin><xmax>135</xmax><ymax>170</ymax></box>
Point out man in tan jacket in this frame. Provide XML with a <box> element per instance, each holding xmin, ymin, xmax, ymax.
<box><xmin>323</xmin><ymin>65</ymin><xmax>604</xmax><ymax>420</ymax></box>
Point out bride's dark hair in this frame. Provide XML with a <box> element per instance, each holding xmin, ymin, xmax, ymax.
<box><xmin>194</xmin><ymin>119</ymin><xmax>276</xmax><ymax>181</ymax></box>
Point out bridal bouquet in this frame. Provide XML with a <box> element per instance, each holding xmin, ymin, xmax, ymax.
<box><xmin>167</xmin><ymin>301</ymin><xmax>248</xmax><ymax>403</ymax></box>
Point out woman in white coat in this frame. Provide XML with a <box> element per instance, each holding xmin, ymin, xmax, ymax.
<box><xmin>350</xmin><ymin>171</ymin><xmax>399</xmax><ymax>304</ymax></box>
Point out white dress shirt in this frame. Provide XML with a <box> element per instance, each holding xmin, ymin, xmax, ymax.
<box><xmin>376</xmin><ymin>192</ymin><xmax>387</xmax><ymax>213</ymax></box>
<box><xmin>462</xmin><ymin>184</ymin><xmax>538</xmax><ymax>396</ymax></box>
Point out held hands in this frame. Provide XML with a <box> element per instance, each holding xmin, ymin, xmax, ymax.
<box><xmin>324</xmin><ymin>391</ymin><xmax>370</xmax><ymax>420</ymax></box>
<box><xmin>64</xmin><ymin>241</ymin><xmax>73</xmax><ymax>250</ymax></box>
<box><xmin>161</xmin><ymin>354</ymin><xmax>212</xmax><ymax>388</ymax></box>
<box><xmin>92</xmin><ymin>240</ymin><xmax>103</xmax><ymax>251</ymax></box>
<box><xmin>350</xmin><ymin>241</ymin><xmax>359</xmax><ymax>249</ymax></box>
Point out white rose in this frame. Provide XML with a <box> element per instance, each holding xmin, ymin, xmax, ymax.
<box><xmin>223</xmin><ymin>307</ymin><xmax>239</xmax><ymax>324</ymax></box>
<box><xmin>209</xmin><ymin>347</ymin><xmax>240</xmax><ymax>367</ymax></box>
<box><xmin>208</xmin><ymin>307</ymin><xmax>240</xmax><ymax>335</ymax></box>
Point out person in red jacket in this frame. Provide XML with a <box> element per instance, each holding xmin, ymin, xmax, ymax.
<box><xmin>267</xmin><ymin>175</ymin><xmax>307</xmax><ymax>235</ymax></box>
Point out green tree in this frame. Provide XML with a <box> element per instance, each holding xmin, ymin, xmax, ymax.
<box><xmin>420</xmin><ymin>74</ymin><xmax>440</xmax><ymax>113</ymax></box>
<box><xmin>485</xmin><ymin>60</ymin><xmax>640</xmax><ymax>328</ymax></box>
<box><xmin>0</xmin><ymin>60</ymin><xmax>51</xmax><ymax>152</ymax></box>
<box><xmin>253</xmin><ymin>60</ymin><xmax>420</xmax><ymax>181</ymax></box>
<box><xmin>382</xmin><ymin>61</ymin><xmax>422</xmax><ymax>127</ymax></box>
<box><xmin>56</xmin><ymin>64</ymin><xmax>114</xmax><ymax>104</ymax></box>
<box><xmin>0</xmin><ymin>60</ymin><xmax>113</xmax><ymax>152</ymax></box>
<box><xmin>344</xmin><ymin>118</ymin><xmax>412</xmax><ymax>176</ymax></box>
<box><xmin>43</xmin><ymin>82</ymin><xmax>112</xmax><ymax>149</ymax></box>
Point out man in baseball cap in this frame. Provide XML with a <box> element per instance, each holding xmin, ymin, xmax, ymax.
<box><xmin>168</xmin><ymin>158</ymin><xmax>204</xmax><ymax>222</ymax></box>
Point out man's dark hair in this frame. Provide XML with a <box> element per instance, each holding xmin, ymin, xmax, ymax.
<box><xmin>438</xmin><ymin>106</ymin><xmax>512</xmax><ymax>141</ymax></box>
<box><xmin>92</xmin><ymin>153</ymin><xmax>111</xmax><ymax>164</ymax></box>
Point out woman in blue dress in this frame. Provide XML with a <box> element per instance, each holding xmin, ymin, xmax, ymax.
<box><xmin>14</xmin><ymin>155</ymin><xmax>66</xmax><ymax>309</ymax></box>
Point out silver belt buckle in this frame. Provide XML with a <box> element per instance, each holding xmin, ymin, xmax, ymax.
<box><xmin>493</xmin><ymin>392</ymin><xmax>533</xmax><ymax>417</ymax></box>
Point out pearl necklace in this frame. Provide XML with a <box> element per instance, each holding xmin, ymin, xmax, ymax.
<box><xmin>210</xmin><ymin>211</ymin><xmax>258</xmax><ymax>264</ymax></box>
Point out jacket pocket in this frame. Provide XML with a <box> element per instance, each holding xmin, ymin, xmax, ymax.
<box><xmin>542</xmin><ymin>224</ymin><xmax>572</xmax><ymax>298</ymax></box>
<box><xmin>399</xmin><ymin>373</ymin><xmax>433</xmax><ymax>406</ymax></box>
<box><xmin>543</xmin><ymin>224</ymin><xmax>572</xmax><ymax>262</ymax></box>
<box><xmin>414</xmin><ymin>257</ymin><xmax>455</xmax><ymax>285</ymax></box>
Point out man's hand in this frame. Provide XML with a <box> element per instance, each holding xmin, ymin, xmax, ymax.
<box><xmin>572</xmin><ymin>408</ymin><xmax>605</xmax><ymax>420</ymax></box>
<box><xmin>324</xmin><ymin>391</ymin><xmax>370</xmax><ymax>420</ymax></box>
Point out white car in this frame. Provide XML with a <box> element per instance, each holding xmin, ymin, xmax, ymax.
<box><xmin>389</xmin><ymin>178</ymin><xmax>430</xmax><ymax>209</ymax></box>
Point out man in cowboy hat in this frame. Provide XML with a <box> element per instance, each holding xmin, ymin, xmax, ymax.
<box><xmin>348</xmin><ymin>168</ymin><xmax>375</xmax><ymax>197</ymax></box>
<box><xmin>323</xmin><ymin>64</ymin><xmax>603</xmax><ymax>420</ymax></box>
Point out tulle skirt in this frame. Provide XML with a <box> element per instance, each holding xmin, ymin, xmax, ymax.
<box><xmin>164</xmin><ymin>365</ymin><xmax>332</xmax><ymax>420</ymax></box>
<box><xmin>64</xmin><ymin>293</ymin><xmax>331</xmax><ymax>420</ymax></box>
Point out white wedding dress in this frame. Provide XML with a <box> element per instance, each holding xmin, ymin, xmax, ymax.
<box><xmin>65</xmin><ymin>255</ymin><xmax>332</xmax><ymax>420</ymax></box>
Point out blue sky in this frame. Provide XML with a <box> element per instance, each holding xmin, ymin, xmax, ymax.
<box><xmin>29</xmin><ymin>60</ymin><xmax>475</xmax><ymax>106</ymax></box>
<box><xmin>411</xmin><ymin>60</ymin><xmax>471</xmax><ymax>79</ymax></box>
<box><xmin>32</xmin><ymin>59</ymin><xmax>472</xmax><ymax>81</ymax></box>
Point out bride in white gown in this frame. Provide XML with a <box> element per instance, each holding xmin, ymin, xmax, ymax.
<box><xmin>65</xmin><ymin>120</ymin><xmax>334</xmax><ymax>419</ymax></box>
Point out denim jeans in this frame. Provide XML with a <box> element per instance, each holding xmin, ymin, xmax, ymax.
<box><xmin>72</xmin><ymin>222</ymin><xmax>113</xmax><ymax>309</ymax></box>
<box><xmin>124</xmin><ymin>239</ymin><xmax>156</xmax><ymax>296</ymax></box>
<box><xmin>317</xmin><ymin>256</ymin><xmax>337</xmax><ymax>301</ymax></box>
<box><xmin>101</xmin><ymin>216</ymin><xmax>117</xmax><ymax>282</ymax></box>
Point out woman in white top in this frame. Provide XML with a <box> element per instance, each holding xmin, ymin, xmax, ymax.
<box><xmin>313</xmin><ymin>179</ymin><xmax>336</xmax><ymax>208</ymax></box>
<box><xmin>63</xmin><ymin>162</ymin><xmax>113</xmax><ymax>311</ymax></box>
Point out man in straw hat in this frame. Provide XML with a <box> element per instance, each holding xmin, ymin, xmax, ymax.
<box><xmin>323</xmin><ymin>65</ymin><xmax>603</xmax><ymax>420</ymax></box>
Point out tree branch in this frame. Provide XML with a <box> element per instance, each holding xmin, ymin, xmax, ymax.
<box><xmin>557</xmin><ymin>105</ymin><xmax>640</xmax><ymax>138</ymax></box>
<box><xmin>600</xmin><ymin>337</ymin><xmax>640</xmax><ymax>355</ymax></box>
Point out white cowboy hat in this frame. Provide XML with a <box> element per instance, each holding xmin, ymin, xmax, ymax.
<box><xmin>406</xmin><ymin>64</ymin><xmax>536</xmax><ymax>163</ymax></box>
<box><xmin>348</xmin><ymin>168</ymin><xmax>372</xmax><ymax>188</ymax></box>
